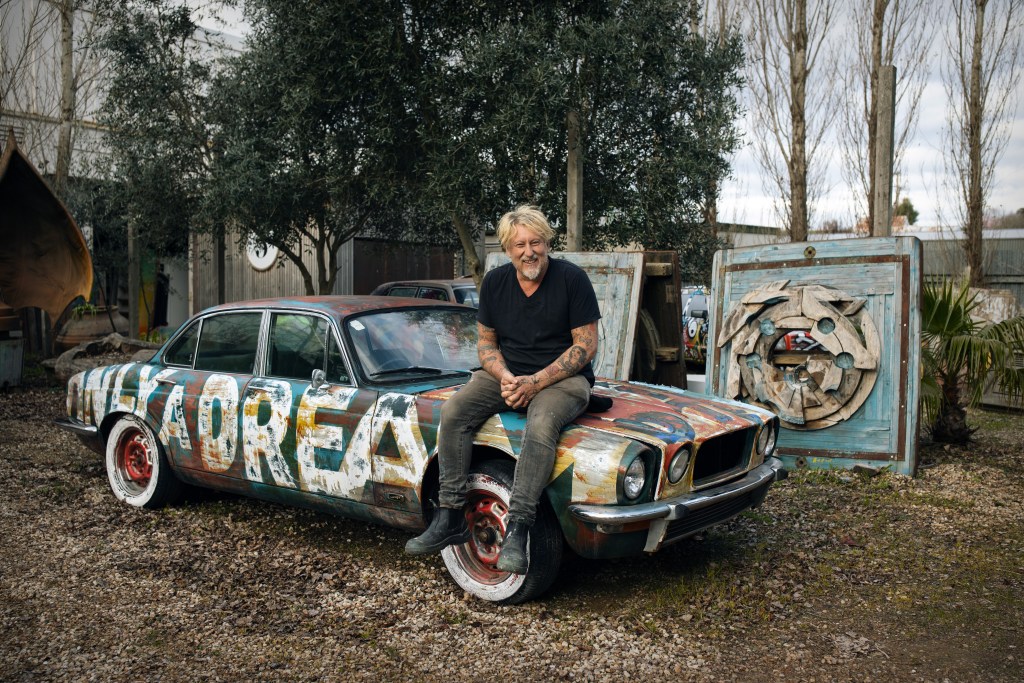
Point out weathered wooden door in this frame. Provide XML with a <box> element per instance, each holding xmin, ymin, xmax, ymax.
<box><xmin>708</xmin><ymin>237</ymin><xmax>922</xmax><ymax>475</ymax></box>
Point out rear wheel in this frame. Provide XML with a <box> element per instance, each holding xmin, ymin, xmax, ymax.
<box><xmin>105</xmin><ymin>415</ymin><xmax>180</xmax><ymax>508</ymax></box>
<box><xmin>441</xmin><ymin>459</ymin><xmax>563</xmax><ymax>604</ymax></box>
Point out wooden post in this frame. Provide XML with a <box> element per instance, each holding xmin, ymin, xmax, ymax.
<box><xmin>872</xmin><ymin>65</ymin><xmax>897</xmax><ymax>237</ymax></box>
<box><xmin>566</xmin><ymin>110</ymin><xmax>582</xmax><ymax>250</ymax></box>
<box><xmin>128</xmin><ymin>221</ymin><xmax>139</xmax><ymax>339</ymax></box>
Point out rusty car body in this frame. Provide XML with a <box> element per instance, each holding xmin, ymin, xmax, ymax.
<box><xmin>56</xmin><ymin>296</ymin><xmax>785</xmax><ymax>603</ymax></box>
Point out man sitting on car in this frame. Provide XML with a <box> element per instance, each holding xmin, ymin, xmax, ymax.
<box><xmin>405</xmin><ymin>205</ymin><xmax>600</xmax><ymax>574</ymax></box>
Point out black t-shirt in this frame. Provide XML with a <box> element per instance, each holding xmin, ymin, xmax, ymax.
<box><xmin>478</xmin><ymin>258</ymin><xmax>602</xmax><ymax>385</ymax></box>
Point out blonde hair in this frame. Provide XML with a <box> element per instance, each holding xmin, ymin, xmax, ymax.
<box><xmin>496</xmin><ymin>205</ymin><xmax>555</xmax><ymax>251</ymax></box>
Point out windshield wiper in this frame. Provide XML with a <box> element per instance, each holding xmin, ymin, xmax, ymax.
<box><xmin>369</xmin><ymin>366</ymin><xmax>470</xmax><ymax>379</ymax></box>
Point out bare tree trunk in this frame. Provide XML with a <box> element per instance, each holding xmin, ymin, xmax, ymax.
<box><xmin>566</xmin><ymin>110</ymin><xmax>582</xmax><ymax>250</ymax></box>
<box><xmin>452</xmin><ymin>212</ymin><xmax>482</xmax><ymax>288</ymax></box>
<box><xmin>744</xmin><ymin>0</ymin><xmax>839</xmax><ymax>241</ymax></box>
<box><xmin>865</xmin><ymin>0</ymin><xmax>886</xmax><ymax>234</ymax></box>
<box><xmin>54</xmin><ymin>0</ymin><xmax>75</xmax><ymax>196</ymax></box>
<box><xmin>942</xmin><ymin>0</ymin><xmax>1022</xmax><ymax>288</ymax></box>
<box><xmin>788</xmin><ymin>0</ymin><xmax>809</xmax><ymax>242</ymax></box>
<box><xmin>965</xmin><ymin>0</ymin><xmax>987</xmax><ymax>287</ymax></box>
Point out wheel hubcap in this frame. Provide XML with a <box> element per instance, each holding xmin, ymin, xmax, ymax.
<box><xmin>456</xmin><ymin>491</ymin><xmax>511</xmax><ymax>582</ymax></box>
<box><xmin>119</xmin><ymin>431</ymin><xmax>153</xmax><ymax>488</ymax></box>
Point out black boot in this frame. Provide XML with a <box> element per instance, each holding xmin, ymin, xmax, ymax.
<box><xmin>496</xmin><ymin>520</ymin><xmax>530</xmax><ymax>574</ymax></box>
<box><xmin>405</xmin><ymin>506</ymin><xmax>470</xmax><ymax>555</ymax></box>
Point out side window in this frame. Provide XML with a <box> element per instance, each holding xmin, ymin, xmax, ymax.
<box><xmin>268</xmin><ymin>313</ymin><xmax>349</xmax><ymax>384</ymax></box>
<box><xmin>164</xmin><ymin>321</ymin><xmax>201</xmax><ymax>367</ymax></box>
<box><xmin>418</xmin><ymin>287</ymin><xmax>449</xmax><ymax>301</ymax></box>
<box><xmin>387</xmin><ymin>286</ymin><xmax>418</xmax><ymax>298</ymax></box>
<box><xmin>454</xmin><ymin>287</ymin><xmax>479</xmax><ymax>307</ymax></box>
<box><xmin>194</xmin><ymin>312</ymin><xmax>262</xmax><ymax>374</ymax></box>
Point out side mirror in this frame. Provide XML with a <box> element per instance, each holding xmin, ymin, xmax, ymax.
<box><xmin>311</xmin><ymin>368</ymin><xmax>327</xmax><ymax>390</ymax></box>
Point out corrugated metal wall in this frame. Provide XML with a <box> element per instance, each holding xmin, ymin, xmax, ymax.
<box><xmin>921</xmin><ymin>238</ymin><xmax>1024</xmax><ymax>306</ymax></box>
<box><xmin>190</xmin><ymin>233</ymin><xmax>454</xmax><ymax>313</ymax></box>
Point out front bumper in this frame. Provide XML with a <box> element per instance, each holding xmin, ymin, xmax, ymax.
<box><xmin>54</xmin><ymin>416</ymin><xmax>103</xmax><ymax>453</ymax></box>
<box><xmin>568</xmin><ymin>457</ymin><xmax>788</xmax><ymax>552</ymax></box>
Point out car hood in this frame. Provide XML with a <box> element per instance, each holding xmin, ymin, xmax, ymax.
<box><xmin>422</xmin><ymin>378</ymin><xmax>773</xmax><ymax>449</ymax></box>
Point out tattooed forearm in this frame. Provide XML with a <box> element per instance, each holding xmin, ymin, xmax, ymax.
<box><xmin>531</xmin><ymin>321</ymin><xmax>599</xmax><ymax>388</ymax></box>
<box><xmin>478</xmin><ymin>323</ymin><xmax>511</xmax><ymax>379</ymax></box>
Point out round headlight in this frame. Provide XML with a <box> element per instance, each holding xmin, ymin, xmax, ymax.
<box><xmin>668</xmin><ymin>446</ymin><xmax>691</xmax><ymax>484</ymax></box>
<box><xmin>623</xmin><ymin>457</ymin><xmax>646</xmax><ymax>500</ymax></box>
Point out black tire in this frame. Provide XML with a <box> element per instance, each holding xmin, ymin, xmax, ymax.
<box><xmin>105</xmin><ymin>414</ymin><xmax>180</xmax><ymax>509</ymax></box>
<box><xmin>441</xmin><ymin>458</ymin><xmax>563</xmax><ymax>604</ymax></box>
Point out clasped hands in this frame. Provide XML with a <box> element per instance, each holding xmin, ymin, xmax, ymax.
<box><xmin>500</xmin><ymin>372</ymin><xmax>541</xmax><ymax>410</ymax></box>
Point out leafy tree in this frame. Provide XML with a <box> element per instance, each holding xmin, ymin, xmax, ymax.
<box><xmin>413</xmin><ymin>0</ymin><xmax>744</xmax><ymax>285</ymax></box>
<box><xmin>204</xmin><ymin>0</ymin><xmax>743</xmax><ymax>290</ymax></box>
<box><xmin>98</xmin><ymin>0</ymin><xmax>221</xmax><ymax>259</ymax></box>
<box><xmin>893</xmin><ymin>196</ymin><xmax>919</xmax><ymax>225</ymax></box>
<box><xmin>205</xmin><ymin>0</ymin><xmax>441</xmax><ymax>295</ymax></box>
<box><xmin>921</xmin><ymin>279</ymin><xmax>1024</xmax><ymax>443</ymax></box>
<box><xmin>102</xmin><ymin>1</ymin><xmax>744</xmax><ymax>293</ymax></box>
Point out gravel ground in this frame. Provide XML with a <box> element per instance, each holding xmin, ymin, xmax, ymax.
<box><xmin>1</xmin><ymin>369</ymin><xmax>1022</xmax><ymax>682</ymax></box>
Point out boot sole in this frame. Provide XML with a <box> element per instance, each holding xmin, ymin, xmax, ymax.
<box><xmin>404</xmin><ymin>528</ymin><xmax>472</xmax><ymax>556</ymax></box>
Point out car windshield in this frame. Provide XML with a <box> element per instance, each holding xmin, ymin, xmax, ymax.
<box><xmin>345</xmin><ymin>307</ymin><xmax>479</xmax><ymax>380</ymax></box>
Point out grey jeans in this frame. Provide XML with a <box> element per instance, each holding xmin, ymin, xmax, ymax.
<box><xmin>436</xmin><ymin>370</ymin><xmax>590</xmax><ymax>526</ymax></box>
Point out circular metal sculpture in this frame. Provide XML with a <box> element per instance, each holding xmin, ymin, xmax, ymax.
<box><xmin>716</xmin><ymin>281</ymin><xmax>880</xmax><ymax>430</ymax></box>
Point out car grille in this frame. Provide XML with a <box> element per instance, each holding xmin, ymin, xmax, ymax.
<box><xmin>661</xmin><ymin>480</ymin><xmax>772</xmax><ymax>545</ymax></box>
<box><xmin>692</xmin><ymin>427</ymin><xmax>755</xmax><ymax>487</ymax></box>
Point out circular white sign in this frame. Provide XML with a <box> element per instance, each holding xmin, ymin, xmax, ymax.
<box><xmin>246</xmin><ymin>242</ymin><xmax>279</xmax><ymax>271</ymax></box>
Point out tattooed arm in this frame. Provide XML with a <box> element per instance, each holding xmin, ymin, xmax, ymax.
<box><xmin>478</xmin><ymin>322</ymin><xmax>515</xmax><ymax>385</ymax></box>
<box><xmin>501</xmin><ymin>321</ymin><xmax>598</xmax><ymax>410</ymax></box>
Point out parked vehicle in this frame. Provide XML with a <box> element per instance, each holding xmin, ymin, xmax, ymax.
<box><xmin>682</xmin><ymin>285</ymin><xmax>710</xmax><ymax>366</ymax></box>
<box><xmin>370</xmin><ymin>277</ymin><xmax>479</xmax><ymax>308</ymax></box>
<box><xmin>56</xmin><ymin>296</ymin><xmax>785</xmax><ymax>603</ymax></box>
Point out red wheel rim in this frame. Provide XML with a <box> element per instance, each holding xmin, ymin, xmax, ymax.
<box><xmin>450</xmin><ymin>489</ymin><xmax>511</xmax><ymax>584</ymax></box>
<box><xmin>118</xmin><ymin>430</ymin><xmax>153</xmax><ymax>488</ymax></box>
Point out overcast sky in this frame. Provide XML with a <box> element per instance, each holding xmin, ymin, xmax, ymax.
<box><xmin>200</xmin><ymin>4</ymin><xmax>1022</xmax><ymax>231</ymax></box>
<box><xmin>719</xmin><ymin>66</ymin><xmax>1023</xmax><ymax>231</ymax></box>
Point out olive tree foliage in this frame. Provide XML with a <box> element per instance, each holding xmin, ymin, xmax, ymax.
<box><xmin>740</xmin><ymin>0</ymin><xmax>842</xmax><ymax>242</ymax></box>
<box><xmin>100</xmin><ymin>0</ymin><xmax>744</xmax><ymax>292</ymax></box>
<box><xmin>211</xmin><ymin>0</ymin><xmax>744</xmax><ymax>289</ymax></box>
<box><xmin>939</xmin><ymin>0</ymin><xmax>1023</xmax><ymax>288</ymax></box>
<box><xmin>97</xmin><ymin>0</ymin><xmax>225</xmax><ymax>259</ymax></box>
<box><xmin>837</xmin><ymin>0</ymin><xmax>933</xmax><ymax>233</ymax></box>
<box><xmin>414</xmin><ymin>0</ymin><xmax>744</xmax><ymax>285</ymax></box>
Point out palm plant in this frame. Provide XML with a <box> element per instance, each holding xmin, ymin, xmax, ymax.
<box><xmin>921</xmin><ymin>279</ymin><xmax>1024</xmax><ymax>443</ymax></box>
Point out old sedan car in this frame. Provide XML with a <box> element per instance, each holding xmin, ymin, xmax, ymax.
<box><xmin>370</xmin><ymin>277</ymin><xmax>479</xmax><ymax>307</ymax></box>
<box><xmin>56</xmin><ymin>296</ymin><xmax>785</xmax><ymax>604</ymax></box>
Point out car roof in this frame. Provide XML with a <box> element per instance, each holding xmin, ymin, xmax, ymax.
<box><xmin>199</xmin><ymin>295</ymin><xmax>469</xmax><ymax>318</ymax></box>
<box><xmin>377</xmin><ymin>278</ymin><xmax>476</xmax><ymax>288</ymax></box>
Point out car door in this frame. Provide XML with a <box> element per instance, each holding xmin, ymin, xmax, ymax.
<box><xmin>244</xmin><ymin>310</ymin><xmax>379</xmax><ymax>505</ymax></box>
<box><xmin>159</xmin><ymin>310</ymin><xmax>263</xmax><ymax>485</ymax></box>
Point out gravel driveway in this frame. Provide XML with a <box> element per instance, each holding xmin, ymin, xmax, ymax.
<box><xmin>2</xmin><ymin>380</ymin><xmax>1022</xmax><ymax>682</ymax></box>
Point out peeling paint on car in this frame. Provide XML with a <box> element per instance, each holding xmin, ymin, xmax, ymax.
<box><xmin>59</xmin><ymin>298</ymin><xmax>785</xmax><ymax>568</ymax></box>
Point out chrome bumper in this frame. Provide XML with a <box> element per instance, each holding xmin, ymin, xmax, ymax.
<box><xmin>568</xmin><ymin>457</ymin><xmax>788</xmax><ymax>552</ymax></box>
<box><xmin>54</xmin><ymin>416</ymin><xmax>103</xmax><ymax>453</ymax></box>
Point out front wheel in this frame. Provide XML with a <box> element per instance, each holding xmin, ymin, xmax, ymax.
<box><xmin>105</xmin><ymin>415</ymin><xmax>180</xmax><ymax>508</ymax></box>
<box><xmin>441</xmin><ymin>459</ymin><xmax>563</xmax><ymax>604</ymax></box>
